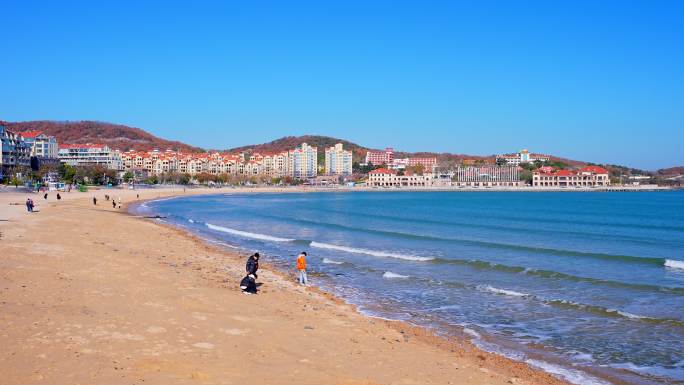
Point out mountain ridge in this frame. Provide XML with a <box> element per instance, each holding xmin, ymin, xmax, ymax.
<box><xmin>2</xmin><ymin>119</ymin><xmax>678</xmax><ymax>173</ymax></box>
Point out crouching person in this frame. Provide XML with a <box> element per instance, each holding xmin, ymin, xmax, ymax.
<box><xmin>240</xmin><ymin>274</ymin><xmax>257</xmax><ymax>294</ymax></box>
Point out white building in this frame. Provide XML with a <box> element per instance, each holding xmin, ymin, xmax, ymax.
<box><xmin>289</xmin><ymin>143</ymin><xmax>318</xmax><ymax>179</ymax></box>
<box><xmin>496</xmin><ymin>149</ymin><xmax>549</xmax><ymax>166</ymax></box>
<box><xmin>452</xmin><ymin>165</ymin><xmax>522</xmax><ymax>187</ymax></box>
<box><xmin>58</xmin><ymin>144</ymin><xmax>122</xmax><ymax>170</ymax></box>
<box><xmin>366</xmin><ymin>168</ymin><xmax>435</xmax><ymax>187</ymax></box>
<box><xmin>18</xmin><ymin>131</ymin><xmax>59</xmax><ymax>158</ymax></box>
<box><xmin>325</xmin><ymin>143</ymin><xmax>352</xmax><ymax>176</ymax></box>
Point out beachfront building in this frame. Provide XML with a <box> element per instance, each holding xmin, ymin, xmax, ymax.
<box><xmin>289</xmin><ymin>143</ymin><xmax>318</xmax><ymax>179</ymax></box>
<box><xmin>366</xmin><ymin>168</ymin><xmax>435</xmax><ymax>187</ymax></box>
<box><xmin>18</xmin><ymin>131</ymin><xmax>59</xmax><ymax>159</ymax></box>
<box><xmin>0</xmin><ymin>125</ymin><xmax>32</xmax><ymax>179</ymax></box>
<box><xmin>533</xmin><ymin>166</ymin><xmax>610</xmax><ymax>187</ymax></box>
<box><xmin>58</xmin><ymin>143</ymin><xmax>123</xmax><ymax>170</ymax></box>
<box><xmin>325</xmin><ymin>143</ymin><xmax>352</xmax><ymax>176</ymax></box>
<box><xmin>496</xmin><ymin>149</ymin><xmax>549</xmax><ymax>166</ymax></box>
<box><xmin>258</xmin><ymin>152</ymin><xmax>289</xmax><ymax>177</ymax></box>
<box><xmin>364</xmin><ymin>147</ymin><xmax>394</xmax><ymax>166</ymax></box>
<box><xmin>452</xmin><ymin>165</ymin><xmax>522</xmax><ymax>187</ymax></box>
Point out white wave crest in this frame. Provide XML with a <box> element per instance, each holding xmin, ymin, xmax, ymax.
<box><xmin>382</xmin><ymin>271</ymin><xmax>409</xmax><ymax>279</ymax></box>
<box><xmin>205</xmin><ymin>223</ymin><xmax>293</xmax><ymax>242</ymax></box>
<box><xmin>310</xmin><ymin>242</ymin><xmax>434</xmax><ymax>261</ymax></box>
<box><xmin>480</xmin><ymin>285</ymin><xmax>529</xmax><ymax>297</ymax></box>
<box><xmin>322</xmin><ymin>258</ymin><xmax>344</xmax><ymax>264</ymax></box>
<box><xmin>188</xmin><ymin>219</ymin><xmax>195</xmax><ymax>223</ymax></box>
<box><xmin>664</xmin><ymin>259</ymin><xmax>684</xmax><ymax>270</ymax></box>
<box><xmin>525</xmin><ymin>359</ymin><xmax>611</xmax><ymax>385</ymax></box>
<box><xmin>463</xmin><ymin>328</ymin><xmax>481</xmax><ymax>338</ymax></box>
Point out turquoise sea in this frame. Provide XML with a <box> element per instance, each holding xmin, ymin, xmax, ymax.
<box><xmin>136</xmin><ymin>190</ymin><xmax>684</xmax><ymax>385</ymax></box>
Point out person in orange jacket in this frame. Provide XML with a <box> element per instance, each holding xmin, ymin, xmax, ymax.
<box><xmin>296</xmin><ymin>251</ymin><xmax>308</xmax><ymax>285</ymax></box>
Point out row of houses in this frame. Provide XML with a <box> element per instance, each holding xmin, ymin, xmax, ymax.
<box><xmin>367</xmin><ymin>164</ymin><xmax>610</xmax><ymax>188</ymax></box>
<box><xmin>117</xmin><ymin>142</ymin><xmax>352</xmax><ymax>179</ymax></box>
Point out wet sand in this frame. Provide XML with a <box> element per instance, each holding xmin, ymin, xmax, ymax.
<box><xmin>0</xmin><ymin>187</ymin><xmax>568</xmax><ymax>385</ymax></box>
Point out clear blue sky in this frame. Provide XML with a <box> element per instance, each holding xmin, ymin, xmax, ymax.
<box><xmin>2</xmin><ymin>1</ymin><xmax>682</xmax><ymax>169</ymax></box>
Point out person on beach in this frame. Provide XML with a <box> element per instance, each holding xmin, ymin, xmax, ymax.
<box><xmin>246</xmin><ymin>253</ymin><xmax>259</xmax><ymax>279</ymax></box>
<box><xmin>56</xmin><ymin>193</ymin><xmax>61</xmax><ymax>200</ymax></box>
<box><xmin>26</xmin><ymin>198</ymin><xmax>33</xmax><ymax>212</ymax></box>
<box><xmin>297</xmin><ymin>252</ymin><xmax>308</xmax><ymax>285</ymax></box>
<box><xmin>43</xmin><ymin>193</ymin><xmax>48</xmax><ymax>200</ymax></box>
<box><xmin>112</xmin><ymin>200</ymin><xmax>116</xmax><ymax>209</ymax></box>
<box><xmin>117</xmin><ymin>197</ymin><xmax>122</xmax><ymax>209</ymax></box>
<box><xmin>93</xmin><ymin>197</ymin><xmax>97</xmax><ymax>205</ymax></box>
<box><xmin>240</xmin><ymin>274</ymin><xmax>257</xmax><ymax>294</ymax></box>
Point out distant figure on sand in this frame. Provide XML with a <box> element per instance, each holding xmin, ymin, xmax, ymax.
<box><xmin>93</xmin><ymin>197</ymin><xmax>97</xmax><ymax>205</ymax></box>
<box><xmin>26</xmin><ymin>198</ymin><xmax>33</xmax><ymax>212</ymax></box>
<box><xmin>246</xmin><ymin>253</ymin><xmax>259</xmax><ymax>279</ymax></box>
<box><xmin>56</xmin><ymin>193</ymin><xmax>61</xmax><ymax>200</ymax></box>
<box><xmin>118</xmin><ymin>197</ymin><xmax>122</xmax><ymax>209</ymax></box>
<box><xmin>297</xmin><ymin>252</ymin><xmax>308</xmax><ymax>285</ymax></box>
<box><xmin>240</xmin><ymin>274</ymin><xmax>257</xmax><ymax>294</ymax></box>
<box><xmin>112</xmin><ymin>200</ymin><xmax>116</xmax><ymax>209</ymax></box>
<box><xmin>43</xmin><ymin>193</ymin><xmax>48</xmax><ymax>200</ymax></box>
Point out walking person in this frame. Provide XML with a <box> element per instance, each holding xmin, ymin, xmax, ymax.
<box><xmin>246</xmin><ymin>253</ymin><xmax>259</xmax><ymax>279</ymax></box>
<box><xmin>43</xmin><ymin>192</ymin><xmax>48</xmax><ymax>200</ymax></box>
<box><xmin>112</xmin><ymin>200</ymin><xmax>116</xmax><ymax>209</ymax></box>
<box><xmin>296</xmin><ymin>252</ymin><xmax>308</xmax><ymax>285</ymax></box>
<box><xmin>117</xmin><ymin>196</ymin><xmax>122</xmax><ymax>209</ymax></box>
<box><xmin>93</xmin><ymin>197</ymin><xmax>97</xmax><ymax>205</ymax></box>
<box><xmin>26</xmin><ymin>198</ymin><xmax>32</xmax><ymax>212</ymax></box>
<box><xmin>56</xmin><ymin>193</ymin><xmax>61</xmax><ymax>200</ymax></box>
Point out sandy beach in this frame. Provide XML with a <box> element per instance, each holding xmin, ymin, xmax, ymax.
<box><xmin>0</xmin><ymin>186</ymin><xmax>569</xmax><ymax>385</ymax></box>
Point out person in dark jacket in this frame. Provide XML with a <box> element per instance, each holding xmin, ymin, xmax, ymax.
<box><xmin>240</xmin><ymin>274</ymin><xmax>257</xmax><ymax>294</ymax></box>
<box><xmin>246</xmin><ymin>253</ymin><xmax>259</xmax><ymax>278</ymax></box>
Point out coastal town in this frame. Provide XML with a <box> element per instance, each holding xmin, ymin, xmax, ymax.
<box><xmin>0</xmin><ymin>124</ymin><xmax>678</xmax><ymax>190</ymax></box>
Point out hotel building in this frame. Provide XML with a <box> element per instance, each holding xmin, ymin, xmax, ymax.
<box><xmin>366</xmin><ymin>168</ymin><xmax>435</xmax><ymax>187</ymax></box>
<box><xmin>452</xmin><ymin>165</ymin><xmax>522</xmax><ymax>187</ymax></box>
<box><xmin>325</xmin><ymin>143</ymin><xmax>352</xmax><ymax>176</ymax></box>
<box><xmin>533</xmin><ymin>166</ymin><xmax>610</xmax><ymax>187</ymax></box>
<box><xmin>288</xmin><ymin>143</ymin><xmax>318</xmax><ymax>179</ymax></box>
<box><xmin>364</xmin><ymin>148</ymin><xmax>394</xmax><ymax>166</ymax></box>
<box><xmin>0</xmin><ymin>125</ymin><xmax>32</xmax><ymax>179</ymax></box>
<box><xmin>496</xmin><ymin>149</ymin><xmax>549</xmax><ymax>166</ymax></box>
<box><xmin>58</xmin><ymin>144</ymin><xmax>122</xmax><ymax>171</ymax></box>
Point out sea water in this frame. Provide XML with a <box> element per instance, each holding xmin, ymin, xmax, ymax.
<box><xmin>139</xmin><ymin>190</ymin><xmax>684</xmax><ymax>385</ymax></box>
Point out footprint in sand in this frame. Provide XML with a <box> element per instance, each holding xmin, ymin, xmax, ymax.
<box><xmin>192</xmin><ymin>342</ymin><xmax>214</xmax><ymax>349</ymax></box>
<box><xmin>146</xmin><ymin>326</ymin><xmax>167</xmax><ymax>334</ymax></box>
<box><xmin>219</xmin><ymin>328</ymin><xmax>248</xmax><ymax>336</ymax></box>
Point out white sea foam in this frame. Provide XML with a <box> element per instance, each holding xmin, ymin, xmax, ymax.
<box><xmin>322</xmin><ymin>258</ymin><xmax>344</xmax><ymax>264</ymax></box>
<box><xmin>205</xmin><ymin>223</ymin><xmax>294</xmax><ymax>242</ymax></box>
<box><xmin>310</xmin><ymin>241</ymin><xmax>434</xmax><ymax>261</ymax></box>
<box><xmin>188</xmin><ymin>219</ymin><xmax>195</xmax><ymax>223</ymax></box>
<box><xmin>463</xmin><ymin>328</ymin><xmax>481</xmax><ymax>338</ymax></box>
<box><xmin>525</xmin><ymin>359</ymin><xmax>611</xmax><ymax>385</ymax></box>
<box><xmin>382</xmin><ymin>271</ymin><xmax>409</xmax><ymax>279</ymax></box>
<box><xmin>664</xmin><ymin>259</ymin><xmax>684</xmax><ymax>270</ymax></box>
<box><xmin>480</xmin><ymin>285</ymin><xmax>529</xmax><ymax>297</ymax></box>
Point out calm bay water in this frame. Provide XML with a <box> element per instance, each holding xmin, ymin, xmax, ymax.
<box><xmin>138</xmin><ymin>190</ymin><xmax>684</xmax><ymax>385</ymax></box>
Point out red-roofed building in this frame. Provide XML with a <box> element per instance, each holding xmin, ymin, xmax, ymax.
<box><xmin>365</xmin><ymin>148</ymin><xmax>394</xmax><ymax>166</ymax></box>
<box><xmin>533</xmin><ymin>166</ymin><xmax>609</xmax><ymax>187</ymax></box>
<box><xmin>18</xmin><ymin>130</ymin><xmax>59</xmax><ymax>158</ymax></box>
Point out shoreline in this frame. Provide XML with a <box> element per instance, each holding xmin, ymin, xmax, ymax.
<box><xmin>0</xmin><ymin>186</ymin><xmax>631</xmax><ymax>385</ymax></box>
<box><xmin>132</xmin><ymin>190</ymin><xmax>639</xmax><ymax>385</ymax></box>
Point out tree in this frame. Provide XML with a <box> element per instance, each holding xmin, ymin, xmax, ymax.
<box><xmin>58</xmin><ymin>163</ymin><xmax>77</xmax><ymax>182</ymax></box>
<box><xmin>520</xmin><ymin>170</ymin><xmax>533</xmax><ymax>185</ymax></box>
<box><xmin>496</xmin><ymin>157</ymin><xmax>507</xmax><ymax>166</ymax></box>
<box><xmin>123</xmin><ymin>171</ymin><xmax>134</xmax><ymax>183</ymax></box>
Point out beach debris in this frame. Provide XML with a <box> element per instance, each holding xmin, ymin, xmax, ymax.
<box><xmin>304</xmin><ymin>325</ymin><xmax>314</xmax><ymax>330</ymax></box>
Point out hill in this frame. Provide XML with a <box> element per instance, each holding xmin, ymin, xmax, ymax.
<box><xmin>0</xmin><ymin>120</ymin><xmax>203</xmax><ymax>153</ymax></box>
